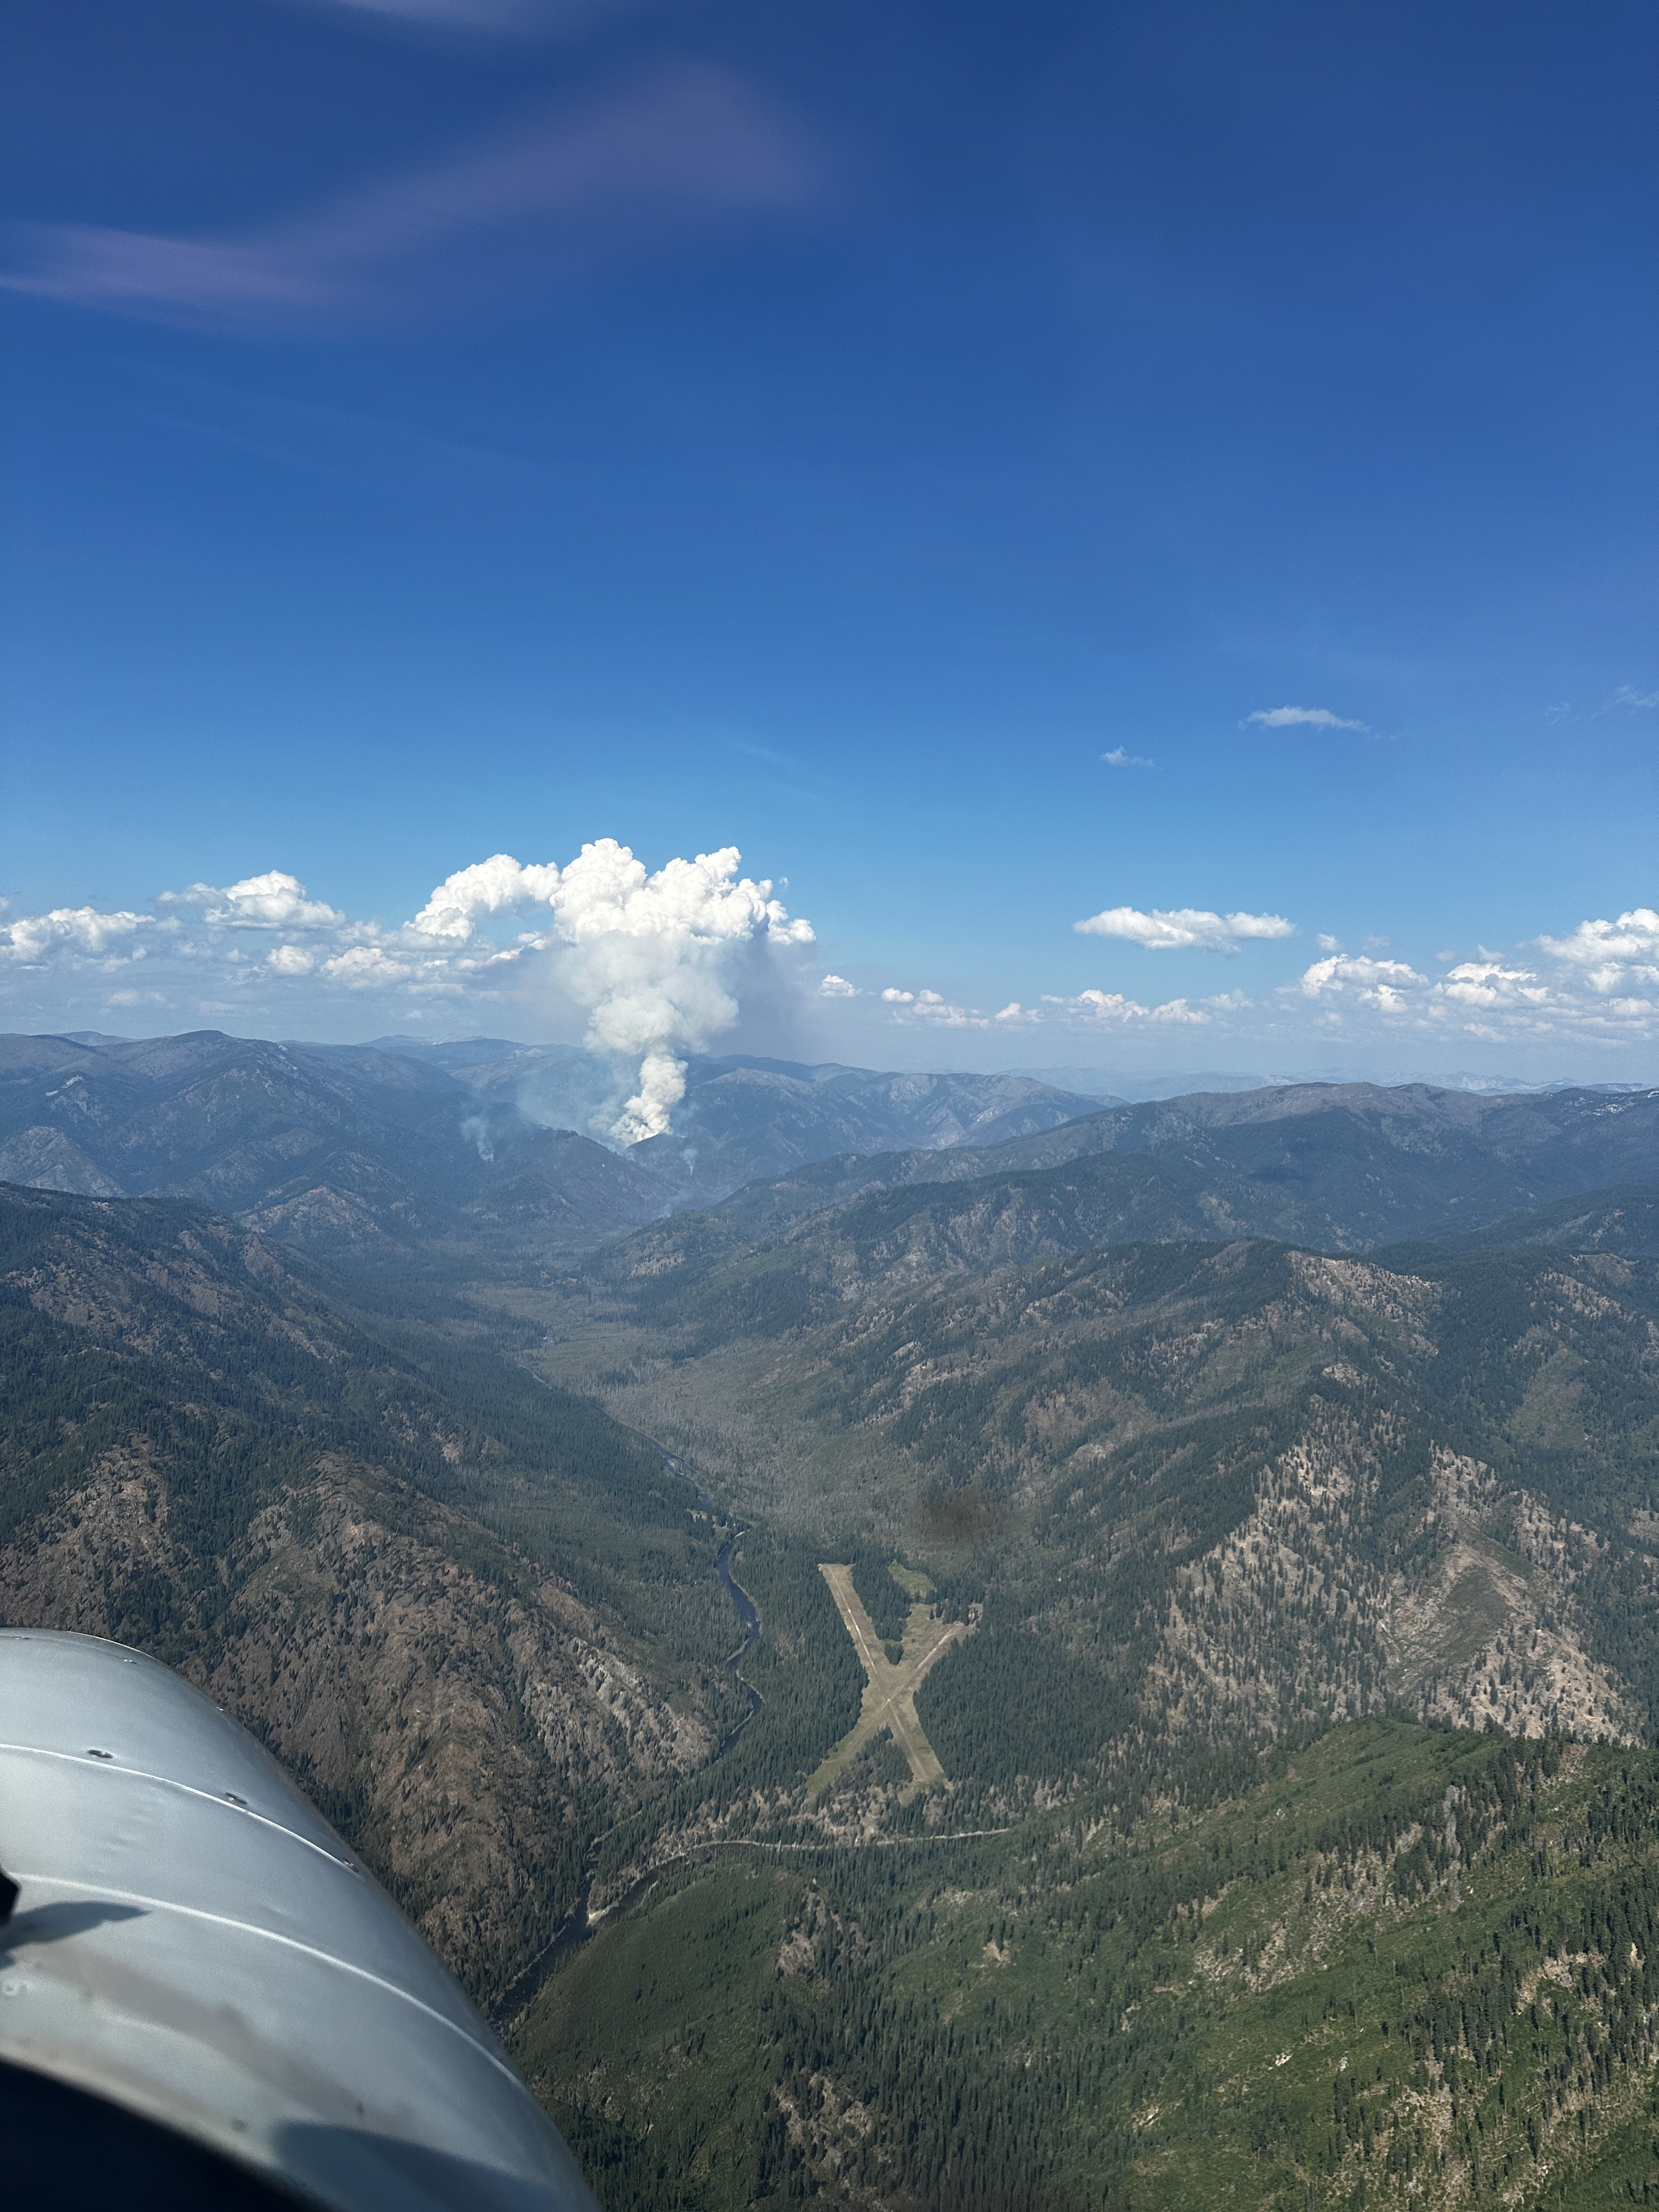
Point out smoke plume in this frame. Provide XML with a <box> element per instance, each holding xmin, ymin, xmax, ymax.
<box><xmin>414</xmin><ymin>838</ymin><xmax>814</xmax><ymax>1142</ymax></box>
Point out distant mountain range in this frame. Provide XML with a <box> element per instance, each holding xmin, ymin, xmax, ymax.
<box><xmin>644</xmin><ymin>1079</ymin><xmax>1659</xmax><ymax>1281</ymax></box>
<box><xmin>0</xmin><ymin>1030</ymin><xmax>1104</xmax><ymax>1255</ymax></box>
<box><xmin>4</xmin><ymin>1032</ymin><xmax>1655</xmax><ymax>1271</ymax></box>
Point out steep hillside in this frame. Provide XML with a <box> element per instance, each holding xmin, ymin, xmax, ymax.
<box><xmin>519</xmin><ymin>1721</ymin><xmax>1659</xmax><ymax>2212</ymax></box>
<box><xmin>538</xmin><ymin>1233</ymin><xmax>1659</xmax><ymax>1801</ymax></box>
<box><xmin>0</xmin><ymin>1029</ymin><xmax>672</xmax><ymax>1255</ymax></box>
<box><xmin>1433</xmin><ymin>1185</ymin><xmax>1659</xmax><ymax>1261</ymax></box>
<box><xmin>0</xmin><ymin>1183</ymin><xmax>748</xmax><ymax>2004</ymax></box>
<box><xmin>9</xmin><ymin>1056</ymin><xmax>1659</xmax><ymax>2212</ymax></box>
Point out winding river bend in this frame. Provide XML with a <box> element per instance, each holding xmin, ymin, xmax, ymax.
<box><xmin>711</xmin><ymin>1526</ymin><xmax>763</xmax><ymax>1751</ymax></box>
<box><xmin>494</xmin><ymin>1437</ymin><xmax>761</xmax><ymax>2020</ymax></box>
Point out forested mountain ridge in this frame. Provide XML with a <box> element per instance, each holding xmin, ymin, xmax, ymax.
<box><xmin>1431</xmin><ymin>1184</ymin><xmax>1659</xmax><ymax>1261</ymax></box>
<box><xmin>0</xmin><ymin>1181</ymin><xmax>749</xmax><ymax>2002</ymax></box>
<box><xmin>540</xmin><ymin>1232</ymin><xmax>1659</xmax><ymax>1799</ymax></box>
<box><xmin>523</xmin><ymin>1720</ymin><xmax>1659</xmax><ymax>2212</ymax></box>
<box><xmin>0</xmin><ymin>1028</ymin><xmax>675</xmax><ymax>1254</ymax></box>
<box><xmin>7</xmin><ymin>1032</ymin><xmax>1653</xmax><ymax>1275</ymax></box>
<box><xmin>0</xmin><ymin>1031</ymin><xmax>1107</xmax><ymax>1251</ymax></box>
<box><xmin>648</xmin><ymin>1081</ymin><xmax>1659</xmax><ymax>1265</ymax></box>
<box><xmin>433</xmin><ymin>1042</ymin><xmax>1111</xmax><ymax>1202</ymax></box>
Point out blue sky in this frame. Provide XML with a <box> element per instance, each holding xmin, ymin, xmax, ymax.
<box><xmin>3</xmin><ymin>0</ymin><xmax>1656</xmax><ymax>1089</ymax></box>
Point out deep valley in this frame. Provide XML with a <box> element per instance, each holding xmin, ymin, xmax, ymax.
<box><xmin>4</xmin><ymin>1034</ymin><xmax>1659</xmax><ymax>2209</ymax></box>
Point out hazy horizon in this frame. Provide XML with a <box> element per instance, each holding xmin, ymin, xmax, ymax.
<box><xmin>8</xmin><ymin>1015</ymin><xmax>1652</xmax><ymax>1108</ymax></box>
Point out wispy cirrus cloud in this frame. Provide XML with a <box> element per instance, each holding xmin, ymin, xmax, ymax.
<box><xmin>1074</xmin><ymin>905</ymin><xmax>1295</xmax><ymax>951</ymax></box>
<box><xmin>1</xmin><ymin>63</ymin><xmax>834</xmax><ymax>334</ymax></box>
<box><xmin>1245</xmin><ymin>705</ymin><xmax>1369</xmax><ymax>732</ymax></box>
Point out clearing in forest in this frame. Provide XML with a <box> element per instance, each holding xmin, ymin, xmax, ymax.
<box><xmin>808</xmin><ymin>1563</ymin><xmax>969</xmax><ymax>1796</ymax></box>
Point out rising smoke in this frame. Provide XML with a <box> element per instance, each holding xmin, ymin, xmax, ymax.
<box><xmin>413</xmin><ymin>839</ymin><xmax>814</xmax><ymax>1142</ymax></box>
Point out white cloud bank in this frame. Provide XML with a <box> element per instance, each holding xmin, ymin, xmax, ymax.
<box><xmin>1289</xmin><ymin>913</ymin><xmax>1659</xmax><ymax>1043</ymax></box>
<box><xmin>5</xmin><ymin>854</ymin><xmax>1658</xmax><ymax>1090</ymax></box>
<box><xmin>876</xmin><ymin>985</ymin><xmax>1220</xmax><ymax>1031</ymax></box>
<box><xmin>866</xmin><ymin>900</ymin><xmax>1659</xmax><ymax>1055</ymax></box>
<box><xmin>0</xmin><ymin>842</ymin><xmax>812</xmax><ymax>1145</ymax></box>
<box><xmin>1074</xmin><ymin>905</ymin><xmax>1295</xmax><ymax>951</ymax></box>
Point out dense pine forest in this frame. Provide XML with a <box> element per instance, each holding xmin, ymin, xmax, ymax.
<box><xmin>520</xmin><ymin>1722</ymin><xmax>1659</xmax><ymax>2212</ymax></box>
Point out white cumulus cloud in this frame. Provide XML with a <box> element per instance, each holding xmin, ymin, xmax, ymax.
<box><xmin>1045</xmin><ymin>989</ymin><xmax>1207</xmax><ymax>1026</ymax></box>
<box><xmin>323</xmin><ymin>945</ymin><xmax>416</xmax><ymax>987</ymax></box>
<box><xmin>412</xmin><ymin>855</ymin><xmax>561</xmax><ymax>941</ymax></box>
<box><xmin>0</xmin><ymin>905</ymin><xmax>151</xmax><ymax>962</ymax></box>
<box><xmin>1537</xmin><ymin>908</ymin><xmax>1659</xmax><ymax>992</ymax></box>
<box><xmin>1073</xmin><ymin>905</ymin><xmax>1296</xmax><ymax>951</ymax></box>
<box><xmin>1437</xmin><ymin>962</ymin><xmax>1549</xmax><ymax>1010</ymax></box>
<box><xmin>165</xmin><ymin>871</ymin><xmax>345</xmax><ymax>929</ymax></box>
<box><xmin>1101</xmin><ymin>746</ymin><xmax>1154</xmax><ymax>769</ymax></box>
<box><xmin>878</xmin><ymin>987</ymin><xmax>990</xmax><ymax>1028</ymax></box>
<box><xmin>1280</xmin><ymin>916</ymin><xmax>1659</xmax><ymax>1043</ymax></box>
<box><xmin>1297</xmin><ymin>954</ymin><xmax>1425</xmax><ymax>1008</ymax></box>
<box><xmin>818</xmin><ymin>973</ymin><xmax>857</xmax><ymax>997</ymax></box>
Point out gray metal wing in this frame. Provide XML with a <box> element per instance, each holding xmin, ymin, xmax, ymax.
<box><xmin>0</xmin><ymin>1629</ymin><xmax>597</xmax><ymax>2212</ymax></box>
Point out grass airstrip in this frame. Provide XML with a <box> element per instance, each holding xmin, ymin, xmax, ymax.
<box><xmin>808</xmin><ymin>1564</ymin><xmax>970</xmax><ymax>1796</ymax></box>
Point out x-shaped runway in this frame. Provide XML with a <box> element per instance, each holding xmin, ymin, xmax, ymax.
<box><xmin>808</xmin><ymin>1564</ymin><xmax>969</xmax><ymax>1797</ymax></box>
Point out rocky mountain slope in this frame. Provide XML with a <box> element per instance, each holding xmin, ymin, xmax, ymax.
<box><xmin>0</xmin><ymin>1183</ymin><xmax>749</xmax><ymax>2004</ymax></box>
<box><xmin>7</xmin><ymin>1048</ymin><xmax>1659</xmax><ymax>2212</ymax></box>
<box><xmin>543</xmin><ymin>1228</ymin><xmax>1659</xmax><ymax>1797</ymax></box>
<box><xmin>508</xmin><ymin>1210</ymin><xmax>1659</xmax><ymax>2210</ymax></box>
